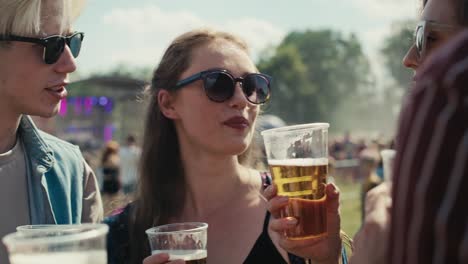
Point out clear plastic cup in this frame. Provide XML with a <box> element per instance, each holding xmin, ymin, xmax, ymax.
<box><xmin>261</xmin><ymin>123</ymin><xmax>329</xmax><ymax>239</ymax></box>
<box><xmin>381</xmin><ymin>149</ymin><xmax>396</xmax><ymax>182</ymax></box>
<box><xmin>2</xmin><ymin>224</ymin><xmax>108</xmax><ymax>264</ymax></box>
<box><xmin>16</xmin><ymin>224</ymin><xmax>83</xmax><ymax>235</ymax></box>
<box><xmin>146</xmin><ymin>222</ymin><xmax>208</xmax><ymax>263</ymax></box>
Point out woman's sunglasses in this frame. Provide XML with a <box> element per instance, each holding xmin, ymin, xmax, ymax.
<box><xmin>414</xmin><ymin>21</ymin><xmax>458</xmax><ymax>59</ymax></box>
<box><xmin>0</xmin><ymin>32</ymin><xmax>84</xmax><ymax>64</ymax></box>
<box><xmin>174</xmin><ymin>69</ymin><xmax>272</xmax><ymax>104</ymax></box>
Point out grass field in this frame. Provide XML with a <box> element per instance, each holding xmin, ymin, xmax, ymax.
<box><xmin>336</xmin><ymin>177</ymin><xmax>362</xmax><ymax>238</ymax></box>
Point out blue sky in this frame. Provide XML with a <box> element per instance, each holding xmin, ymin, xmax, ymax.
<box><xmin>74</xmin><ymin>0</ymin><xmax>419</xmax><ymax>78</ymax></box>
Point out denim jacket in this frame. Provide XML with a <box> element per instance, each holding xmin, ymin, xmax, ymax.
<box><xmin>19</xmin><ymin>116</ymin><xmax>103</xmax><ymax>224</ymax></box>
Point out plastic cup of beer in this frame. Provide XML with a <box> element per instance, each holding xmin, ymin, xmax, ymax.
<box><xmin>2</xmin><ymin>223</ymin><xmax>108</xmax><ymax>264</ymax></box>
<box><xmin>380</xmin><ymin>149</ymin><xmax>396</xmax><ymax>182</ymax></box>
<box><xmin>146</xmin><ymin>222</ymin><xmax>208</xmax><ymax>263</ymax></box>
<box><xmin>261</xmin><ymin>123</ymin><xmax>329</xmax><ymax>239</ymax></box>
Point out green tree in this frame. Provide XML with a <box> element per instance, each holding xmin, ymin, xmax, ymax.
<box><xmin>376</xmin><ymin>20</ymin><xmax>416</xmax><ymax>135</ymax></box>
<box><xmin>258</xmin><ymin>44</ymin><xmax>315</xmax><ymax>122</ymax></box>
<box><xmin>258</xmin><ymin>30</ymin><xmax>372</xmax><ymax>126</ymax></box>
<box><xmin>381</xmin><ymin>20</ymin><xmax>415</xmax><ymax>89</ymax></box>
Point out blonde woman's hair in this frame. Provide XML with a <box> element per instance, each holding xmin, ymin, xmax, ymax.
<box><xmin>0</xmin><ymin>0</ymin><xmax>85</xmax><ymax>37</ymax></box>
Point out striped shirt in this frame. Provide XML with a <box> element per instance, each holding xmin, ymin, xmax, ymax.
<box><xmin>389</xmin><ymin>30</ymin><xmax>468</xmax><ymax>264</ymax></box>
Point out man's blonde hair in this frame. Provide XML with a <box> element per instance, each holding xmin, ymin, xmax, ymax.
<box><xmin>0</xmin><ymin>0</ymin><xmax>85</xmax><ymax>36</ymax></box>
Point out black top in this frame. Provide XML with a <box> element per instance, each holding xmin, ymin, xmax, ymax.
<box><xmin>243</xmin><ymin>172</ymin><xmax>305</xmax><ymax>263</ymax></box>
<box><xmin>102</xmin><ymin>167</ymin><xmax>120</xmax><ymax>194</ymax></box>
<box><xmin>244</xmin><ymin>211</ymin><xmax>305</xmax><ymax>264</ymax></box>
<box><xmin>105</xmin><ymin>172</ymin><xmax>305</xmax><ymax>264</ymax></box>
<box><xmin>105</xmin><ymin>205</ymin><xmax>305</xmax><ymax>264</ymax></box>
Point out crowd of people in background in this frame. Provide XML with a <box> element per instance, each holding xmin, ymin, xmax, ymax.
<box><xmin>87</xmin><ymin>134</ymin><xmax>142</xmax><ymax>214</ymax></box>
<box><xmin>90</xmin><ymin>127</ymin><xmax>390</xmax><ymax>224</ymax></box>
<box><xmin>329</xmin><ymin>132</ymin><xmax>394</xmax><ymax>213</ymax></box>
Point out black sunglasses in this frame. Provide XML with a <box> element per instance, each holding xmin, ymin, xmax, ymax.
<box><xmin>174</xmin><ymin>69</ymin><xmax>272</xmax><ymax>104</ymax></box>
<box><xmin>0</xmin><ymin>32</ymin><xmax>84</xmax><ymax>64</ymax></box>
<box><xmin>414</xmin><ymin>21</ymin><xmax>458</xmax><ymax>59</ymax></box>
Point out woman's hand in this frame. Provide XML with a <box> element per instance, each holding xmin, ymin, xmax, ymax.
<box><xmin>349</xmin><ymin>182</ymin><xmax>392</xmax><ymax>264</ymax></box>
<box><xmin>143</xmin><ymin>253</ymin><xmax>185</xmax><ymax>264</ymax></box>
<box><xmin>263</xmin><ymin>183</ymin><xmax>342</xmax><ymax>264</ymax></box>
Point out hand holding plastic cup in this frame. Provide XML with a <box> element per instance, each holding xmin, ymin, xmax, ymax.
<box><xmin>2</xmin><ymin>224</ymin><xmax>108</xmax><ymax>264</ymax></box>
<box><xmin>261</xmin><ymin>123</ymin><xmax>329</xmax><ymax>240</ymax></box>
<box><xmin>146</xmin><ymin>222</ymin><xmax>208</xmax><ymax>263</ymax></box>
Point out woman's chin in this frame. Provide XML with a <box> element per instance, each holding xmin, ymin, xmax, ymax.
<box><xmin>221</xmin><ymin>142</ymin><xmax>250</xmax><ymax>156</ymax></box>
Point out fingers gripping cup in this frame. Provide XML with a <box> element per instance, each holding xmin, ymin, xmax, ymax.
<box><xmin>262</xmin><ymin>123</ymin><xmax>329</xmax><ymax>239</ymax></box>
<box><xmin>146</xmin><ymin>222</ymin><xmax>208</xmax><ymax>264</ymax></box>
<box><xmin>2</xmin><ymin>224</ymin><xmax>108</xmax><ymax>264</ymax></box>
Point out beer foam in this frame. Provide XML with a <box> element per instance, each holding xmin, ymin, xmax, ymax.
<box><xmin>152</xmin><ymin>250</ymin><xmax>207</xmax><ymax>261</ymax></box>
<box><xmin>9</xmin><ymin>250</ymin><xmax>107</xmax><ymax>264</ymax></box>
<box><xmin>268</xmin><ymin>158</ymin><xmax>328</xmax><ymax>167</ymax></box>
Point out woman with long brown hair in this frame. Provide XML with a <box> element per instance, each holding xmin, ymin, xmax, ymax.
<box><xmin>105</xmin><ymin>28</ymin><xmax>343</xmax><ymax>264</ymax></box>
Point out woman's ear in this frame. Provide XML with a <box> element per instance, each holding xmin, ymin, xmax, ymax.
<box><xmin>158</xmin><ymin>90</ymin><xmax>180</xmax><ymax>120</ymax></box>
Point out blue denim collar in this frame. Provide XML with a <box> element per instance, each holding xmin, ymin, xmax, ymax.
<box><xmin>19</xmin><ymin>116</ymin><xmax>55</xmax><ymax>172</ymax></box>
<box><xmin>19</xmin><ymin>115</ymin><xmax>56</xmax><ymax>224</ymax></box>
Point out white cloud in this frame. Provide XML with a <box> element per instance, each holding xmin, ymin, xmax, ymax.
<box><xmin>103</xmin><ymin>6</ymin><xmax>205</xmax><ymax>35</ymax></box>
<box><xmin>224</xmin><ymin>18</ymin><xmax>286</xmax><ymax>59</ymax></box>
<box><xmin>100</xmin><ymin>5</ymin><xmax>286</xmax><ymax>66</ymax></box>
<box><xmin>351</xmin><ymin>0</ymin><xmax>419</xmax><ymax>20</ymax></box>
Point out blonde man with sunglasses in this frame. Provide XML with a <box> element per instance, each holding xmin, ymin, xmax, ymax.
<box><xmin>0</xmin><ymin>1</ymin><xmax>103</xmax><ymax>262</ymax></box>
